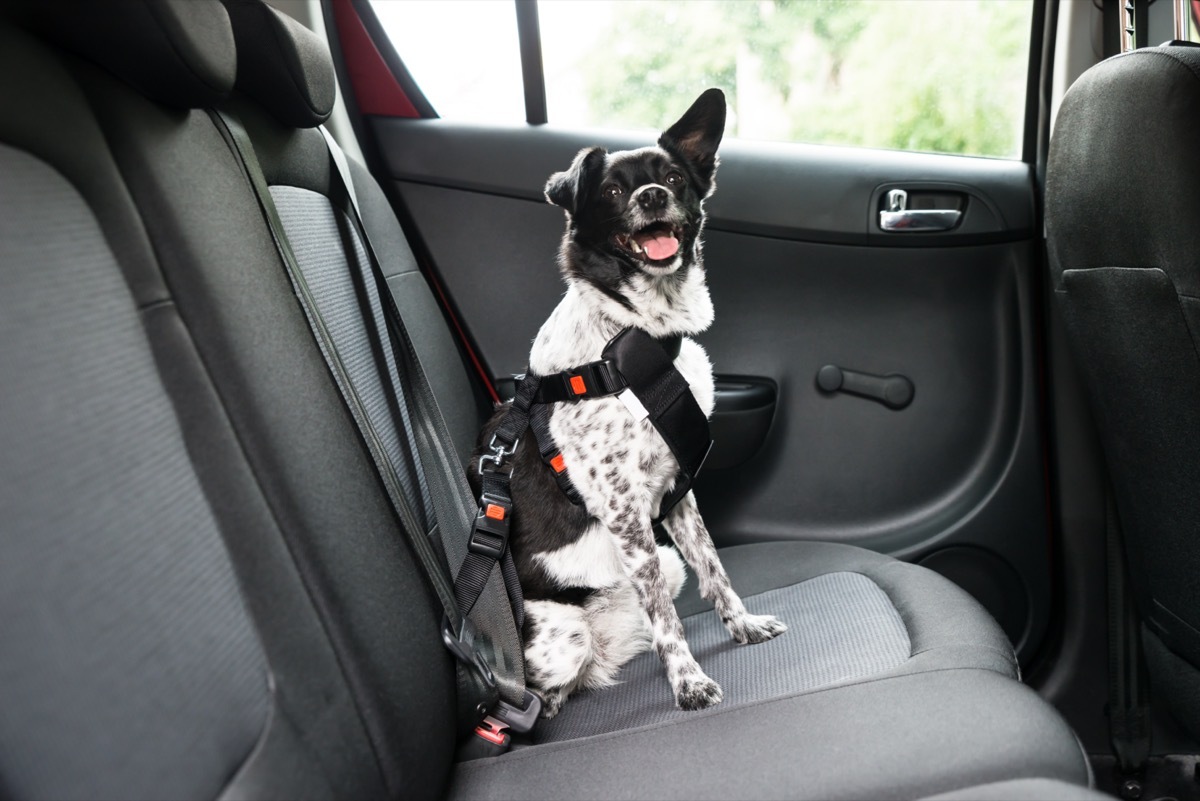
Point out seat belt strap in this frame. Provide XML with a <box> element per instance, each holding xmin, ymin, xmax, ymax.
<box><xmin>1105</xmin><ymin>484</ymin><xmax>1151</xmax><ymax>790</ymax></box>
<box><xmin>315</xmin><ymin>128</ymin><xmax>531</xmax><ymax>716</ymax></box>
<box><xmin>211</xmin><ymin>110</ymin><xmax>524</xmax><ymax>739</ymax></box>
<box><xmin>210</xmin><ymin>110</ymin><xmax>461</xmax><ymax>626</ymax></box>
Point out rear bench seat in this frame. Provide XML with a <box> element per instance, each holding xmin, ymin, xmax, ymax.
<box><xmin>0</xmin><ymin>1</ymin><xmax>1099</xmax><ymax>799</ymax></box>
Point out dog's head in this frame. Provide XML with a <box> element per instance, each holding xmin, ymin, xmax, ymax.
<box><xmin>545</xmin><ymin>89</ymin><xmax>726</xmax><ymax>296</ymax></box>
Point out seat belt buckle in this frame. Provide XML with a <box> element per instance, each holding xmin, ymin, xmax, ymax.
<box><xmin>456</xmin><ymin>715</ymin><xmax>512</xmax><ymax>759</ymax></box>
<box><xmin>473</xmin><ymin>716</ymin><xmax>511</xmax><ymax>747</ymax></box>
<box><xmin>463</xmin><ymin>689</ymin><xmax>540</xmax><ymax>761</ymax></box>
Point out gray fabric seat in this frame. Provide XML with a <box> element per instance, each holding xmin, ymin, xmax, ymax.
<box><xmin>533</xmin><ymin>542</ymin><xmax>1017</xmax><ymax>745</ymax></box>
<box><xmin>1046</xmin><ymin>43</ymin><xmax>1200</xmax><ymax>740</ymax></box>
<box><xmin>450</xmin><ymin>543</ymin><xmax>1074</xmax><ymax>799</ymax></box>
<box><xmin>920</xmin><ymin>779</ymin><xmax>1117</xmax><ymax>801</ymax></box>
<box><xmin>0</xmin><ymin>2</ymin><xmax>1102</xmax><ymax>799</ymax></box>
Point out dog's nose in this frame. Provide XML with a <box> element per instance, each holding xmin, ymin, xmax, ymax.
<box><xmin>637</xmin><ymin>186</ymin><xmax>668</xmax><ymax>211</ymax></box>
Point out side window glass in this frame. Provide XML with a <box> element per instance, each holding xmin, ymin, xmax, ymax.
<box><xmin>370</xmin><ymin>0</ymin><xmax>526</xmax><ymax>122</ymax></box>
<box><xmin>372</xmin><ymin>0</ymin><xmax>1034</xmax><ymax>159</ymax></box>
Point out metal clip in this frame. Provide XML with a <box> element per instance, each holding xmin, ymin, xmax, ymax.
<box><xmin>479</xmin><ymin>434</ymin><xmax>519</xmax><ymax>475</ymax></box>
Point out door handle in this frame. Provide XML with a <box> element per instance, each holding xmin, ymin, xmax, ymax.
<box><xmin>816</xmin><ymin>364</ymin><xmax>914</xmax><ymax>410</ymax></box>
<box><xmin>879</xmin><ymin>188</ymin><xmax>962</xmax><ymax>232</ymax></box>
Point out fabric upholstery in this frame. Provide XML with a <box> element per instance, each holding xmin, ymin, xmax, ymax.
<box><xmin>920</xmin><ymin>779</ymin><xmax>1114</xmax><ymax>801</ymax></box>
<box><xmin>535</xmin><ymin>572</ymin><xmax>909</xmax><ymax>743</ymax></box>
<box><xmin>19</xmin><ymin>0</ymin><xmax>236</xmax><ymax>108</ymax></box>
<box><xmin>223</xmin><ymin>0</ymin><xmax>336</xmax><ymax>128</ymax></box>
<box><xmin>74</xmin><ymin>62</ymin><xmax>458</xmax><ymax>800</ymax></box>
<box><xmin>451</xmin><ymin>668</ymin><xmax>1089</xmax><ymax>801</ymax></box>
<box><xmin>271</xmin><ymin>185</ymin><xmax>433</xmax><ymax>531</ymax></box>
<box><xmin>141</xmin><ymin>304</ymin><xmax>386</xmax><ymax>800</ymax></box>
<box><xmin>348</xmin><ymin>157</ymin><xmax>486</xmax><ymax>464</ymax></box>
<box><xmin>0</xmin><ymin>24</ymin><xmax>169</xmax><ymax>307</ymax></box>
<box><xmin>1046</xmin><ymin>43</ymin><xmax>1200</xmax><ymax>738</ymax></box>
<box><xmin>0</xmin><ymin>142</ymin><xmax>269</xmax><ymax>800</ymax></box>
<box><xmin>0</xmin><ymin>25</ymin><xmax>386</xmax><ymax>799</ymax></box>
<box><xmin>678</xmin><ymin>541</ymin><xmax>1019</xmax><ymax>678</ymax></box>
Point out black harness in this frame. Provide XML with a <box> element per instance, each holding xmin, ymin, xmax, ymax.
<box><xmin>454</xmin><ymin>327</ymin><xmax>713</xmax><ymax>626</ymax></box>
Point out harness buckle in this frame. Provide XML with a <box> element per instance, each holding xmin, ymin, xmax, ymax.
<box><xmin>468</xmin><ymin>493</ymin><xmax>511</xmax><ymax>560</ymax></box>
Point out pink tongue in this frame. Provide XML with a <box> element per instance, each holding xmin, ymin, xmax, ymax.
<box><xmin>640</xmin><ymin>231</ymin><xmax>679</xmax><ymax>261</ymax></box>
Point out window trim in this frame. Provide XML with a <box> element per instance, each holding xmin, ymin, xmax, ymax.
<box><xmin>516</xmin><ymin>0</ymin><xmax>548</xmax><ymax>124</ymax></box>
<box><xmin>350</xmin><ymin>0</ymin><xmax>439</xmax><ymax>118</ymax></box>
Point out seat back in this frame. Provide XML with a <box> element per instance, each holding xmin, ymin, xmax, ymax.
<box><xmin>1046</xmin><ymin>44</ymin><xmax>1200</xmax><ymax>736</ymax></box>
<box><xmin>1</xmin><ymin>2</ymin><xmax>467</xmax><ymax>796</ymax></box>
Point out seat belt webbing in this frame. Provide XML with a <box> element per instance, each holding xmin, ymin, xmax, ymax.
<box><xmin>1105</xmin><ymin>483</ymin><xmax>1151</xmax><ymax>786</ymax></box>
<box><xmin>208</xmin><ymin>110</ymin><xmax>506</xmax><ymax>730</ymax></box>
<box><xmin>317</xmin><ymin>128</ymin><xmax>528</xmax><ymax>710</ymax></box>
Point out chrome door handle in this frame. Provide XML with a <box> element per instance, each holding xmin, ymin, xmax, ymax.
<box><xmin>879</xmin><ymin>189</ymin><xmax>962</xmax><ymax>232</ymax></box>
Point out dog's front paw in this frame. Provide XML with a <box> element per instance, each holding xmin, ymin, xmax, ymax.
<box><xmin>674</xmin><ymin>673</ymin><xmax>723</xmax><ymax>711</ymax></box>
<box><xmin>728</xmin><ymin>613</ymin><xmax>788</xmax><ymax>644</ymax></box>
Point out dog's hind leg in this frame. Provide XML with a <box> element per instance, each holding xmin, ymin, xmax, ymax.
<box><xmin>662</xmin><ymin>491</ymin><xmax>788</xmax><ymax>645</ymax></box>
<box><xmin>523</xmin><ymin>599</ymin><xmax>593</xmax><ymax>719</ymax></box>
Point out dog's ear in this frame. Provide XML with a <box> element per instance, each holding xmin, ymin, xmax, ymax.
<box><xmin>658</xmin><ymin>88</ymin><xmax>726</xmax><ymax>186</ymax></box>
<box><xmin>544</xmin><ymin>146</ymin><xmax>607</xmax><ymax>215</ymax></box>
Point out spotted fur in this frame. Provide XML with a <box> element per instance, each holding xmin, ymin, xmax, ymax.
<box><xmin>471</xmin><ymin>89</ymin><xmax>785</xmax><ymax>718</ymax></box>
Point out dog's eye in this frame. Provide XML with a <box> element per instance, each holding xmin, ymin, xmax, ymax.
<box><xmin>603</xmin><ymin>185</ymin><xmax>624</xmax><ymax>199</ymax></box>
<box><xmin>665</xmin><ymin>171</ymin><xmax>685</xmax><ymax>186</ymax></box>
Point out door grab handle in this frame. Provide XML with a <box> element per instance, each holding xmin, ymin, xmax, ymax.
<box><xmin>879</xmin><ymin>188</ymin><xmax>962</xmax><ymax>232</ymax></box>
<box><xmin>816</xmin><ymin>364</ymin><xmax>915</xmax><ymax>410</ymax></box>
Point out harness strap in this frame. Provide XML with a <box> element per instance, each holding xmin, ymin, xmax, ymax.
<box><xmin>493</xmin><ymin>329</ymin><xmax>711</xmax><ymax>530</ymax></box>
<box><xmin>603</xmin><ymin>328</ymin><xmax>713</xmax><ymax>518</ymax></box>
<box><xmin>453</xmin><ymin>375</ymin><xmax>540</xmax><ymax>622</ymax></box>
<box><xmin>534</xmin><ymin>359</ymin><xmax>626</xmax><ymax>403</ymax></box>
<box><xmin>529</xmin><ymin>403</ymin><xmax>584</xmax><ymax>504</ymax></box>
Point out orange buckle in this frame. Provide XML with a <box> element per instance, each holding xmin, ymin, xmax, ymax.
<box><xmin>569</xmin><ymin>374</ymin><xmax>587</xmax><ymax>395</ymax></box>
<box><xmin>484</xmin><ymin>503</ymin><xmax>506</xmax><ymax>521</ymax></box>
<box><xmin>550</xmin><ymin>453</ymin><xmax>567</xmax><ymax>474</ymax></box>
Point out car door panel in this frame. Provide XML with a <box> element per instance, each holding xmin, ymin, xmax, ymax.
<box><xmin>376</xmin><ymin>118</ymin><xmax>1048</xmax><ymax>661</ymax></box>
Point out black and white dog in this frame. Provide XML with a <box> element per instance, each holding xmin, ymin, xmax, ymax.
<box><xmin>474</xmin><ymin>89</ymin><xmax>785</xmax><ymax>718</ymax></box>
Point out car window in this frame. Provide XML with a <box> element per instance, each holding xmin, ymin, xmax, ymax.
<box><xmin>372</xmin><ymin>0</ymin><xmax>1034</xmax><ymax>159</ymax></box>
<box><xmin>372</xmin><ymin>0</ymin><xmax>526</xmax><ymax>122</ymax></box>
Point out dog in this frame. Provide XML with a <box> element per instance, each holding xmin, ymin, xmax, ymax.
<box><xmin>471</xmin><ymin>88</ymin><xmax>786</xmax><ymax>719</ymax></box>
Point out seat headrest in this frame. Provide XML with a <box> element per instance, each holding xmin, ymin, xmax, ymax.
<box><xmin>222</xmin><ymin>0</ymin><xmax>336</xmax><ymax>128</ymax></box>
<box><xmin>21</xmin><ymin>0</ymin><xmax>236</xmax><ymax>109</ymax></box>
